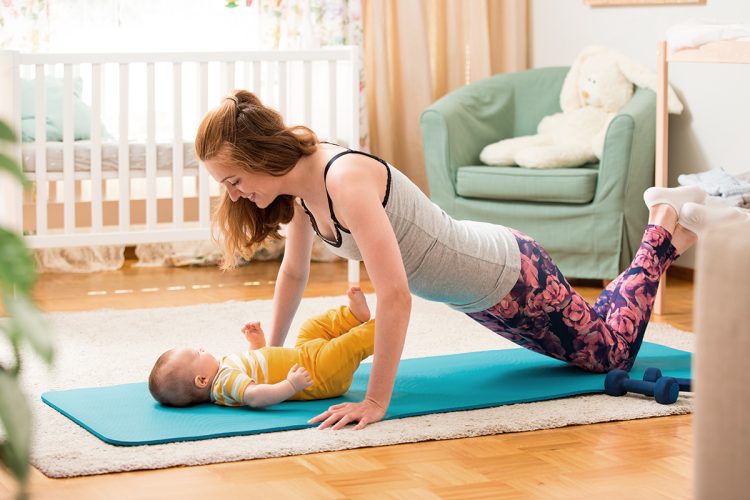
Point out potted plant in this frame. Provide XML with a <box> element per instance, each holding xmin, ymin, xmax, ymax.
<box><xmin>0</xmin><ymin>119</ymin><xmax>53</xmax><ymax>498</ymax></box>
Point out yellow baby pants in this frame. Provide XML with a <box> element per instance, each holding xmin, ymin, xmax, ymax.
<box><xmin>292</xmin><ymin>306</ymin><xmax>375</xmax><ymax>400</ymax></box>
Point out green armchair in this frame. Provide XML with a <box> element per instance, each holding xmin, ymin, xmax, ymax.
<box><xmin>419</xmin><ymin>67</ymin><xmax>656</xmax><ymax>280</ymax></box>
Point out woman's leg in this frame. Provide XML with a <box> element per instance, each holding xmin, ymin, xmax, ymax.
<box><xmin>592</xmin><ymin>203</ymin><xmax>687</xmax><ymax>318</ymax></box>
<box><xmin>467</xmin><ymin>224</ymin><xmax>680</xmax><ymax>373</ymax></box>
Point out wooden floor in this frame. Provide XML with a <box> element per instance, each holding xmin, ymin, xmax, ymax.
<box><xmin>0</xmin><ymin>260</ymin><xmax>696</xmax><ymax>499</ymax></box>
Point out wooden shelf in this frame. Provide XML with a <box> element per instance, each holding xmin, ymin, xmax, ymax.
<box><xmin>653</xmin><ymin>37</ymin><xmax>750</xmax><ymax>315</ymax></box>
<box><xmin>669</xmin><ymin>39</ymin><xmax>750</xmax><ymax>64</ymax></box>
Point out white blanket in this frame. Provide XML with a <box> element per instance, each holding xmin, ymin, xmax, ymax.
<box><xmin>667</xmin><ymin>21</ymin><xmax>750</xmax><ymax>53</ymax></box>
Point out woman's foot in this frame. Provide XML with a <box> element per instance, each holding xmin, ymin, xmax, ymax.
<box><xmin>644</xmin><ymin>185</ymin><xmax>706</xmax><ymax>214</ymax></box>
<box><xmin>347</xmin><ymin>286</ymin><xmax>371</xmax><ymax>323</ymax></box>
<box><xmin>670</xmin><ymin>224</ymin><xmax>698</xmax><ymax>256</ymax></box>
<box><xmin>678</xmin><ymin>202</ymin><xmax>750</xmax><ymax>237</ymax></box>
<box><xmin>645</xmin><ymin>185</ymin><xmax>707</xmax><ymax>234</ymax></box>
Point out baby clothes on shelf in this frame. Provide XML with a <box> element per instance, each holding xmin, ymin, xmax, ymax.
<box><xmin>678</xmin><ymin>167</ymin><xmax>750</xmax><ymax>208</ymax></box>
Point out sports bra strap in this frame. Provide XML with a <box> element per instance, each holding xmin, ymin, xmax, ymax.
<box><xmin>300</xmin><ymin>145</ymin><xmax>392</xmax><ymax>247</ymax></box>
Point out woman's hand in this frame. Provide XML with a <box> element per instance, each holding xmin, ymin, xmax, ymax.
<box><xmin>308</xmin><ymin>398</ymin><xmax>386</xmax><ymax>430</ymax></box>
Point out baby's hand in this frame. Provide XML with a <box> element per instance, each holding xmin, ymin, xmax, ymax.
<box><xmin>286</xmin><ymin>363</ymin><xmax>313</xmax><ymax>392</ymax></box>
<box><xmin>242</xmin><ymin>321</ymin><xmax>266</xmax><ymax>349</ymax></box>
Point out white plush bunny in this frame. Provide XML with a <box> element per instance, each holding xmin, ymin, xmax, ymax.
<box><xmin>480</xmin><ymin>46</ymin><xmax>684</xmax><ymax>169</ymax></box>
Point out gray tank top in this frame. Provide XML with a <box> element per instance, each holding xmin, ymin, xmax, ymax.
<box><xmin>300</xmin><ymin>149</ymin><xmax>521</xmax><ymax>313</ymax></box>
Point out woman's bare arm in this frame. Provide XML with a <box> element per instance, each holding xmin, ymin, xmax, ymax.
<box><xmin>268</xmin><ymin>203</ymin><xmax>314</xmax><ymax>347</ymax></box>
<box><xmin>309</xmin><ymin>161</ymin><xmax>411</xmax><ymax>429</ymax></box>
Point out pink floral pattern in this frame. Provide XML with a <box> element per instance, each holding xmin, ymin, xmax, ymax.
<box><xmin>468</xmin><ymin>225</ymin><xmax>678</xmax><ymax>373</ymax></box>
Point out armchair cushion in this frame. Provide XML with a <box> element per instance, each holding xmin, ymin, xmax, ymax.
<box><xmin>456</xmin><ymin>165</ymin><xmax>599</xmax><ymax>204</ymax></box>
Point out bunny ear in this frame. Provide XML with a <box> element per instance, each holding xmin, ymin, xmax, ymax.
<box><xmin>616</xmin><ymin>53</ymin><xmax>684</xmax><ymax>114</ymax></box>
<box><xmin>560</xmin><ymin>45</ymin><xmax>607</xmax><ymax>113</ymax></box>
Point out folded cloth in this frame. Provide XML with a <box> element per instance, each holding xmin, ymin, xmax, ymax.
<box><xmin>719</xmin><ymin>183</ymin><xmax>750</xmax><ymax>198</ymax></box>
<box><xmin>705</xmin><ymin>192</ymin><xmax>750</xmax><ymax>209</ymax></box>
<box><xmin>667</xmin><ymin>21</ymin><xmax>750</xmax><ymax>53</ymax></box>
<box><xmin>678</xmin><ymin>167</ymin><xmax>750</xmax><ymax>208</ymax></box>
<box><xmin>678</xmin><ymin>167</ymin><xmax>739</xmax><ymax>196</ymax></box>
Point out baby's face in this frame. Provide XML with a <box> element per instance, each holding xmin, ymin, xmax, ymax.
<box><xmin>169</xmin><ymin>348</ymin><xmax>220</xmax><ymax>384</ymax></box>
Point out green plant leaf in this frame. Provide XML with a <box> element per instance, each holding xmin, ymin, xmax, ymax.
<box><xmin>0</xmin><ymin>229</ymin><xmax>36</xmax><ymax>295</ymax></box>
<box><xmin>0</xmin><ymin>121</ymin><xmax>15</xmax><ymax>142</ymax></box>
<box><xmin>4</xmin><ymin>295</ymin><xmax>53</xmax><ymax>364</ymax></box>
<box><xmin>0</xmin><ymin>370</ymin><xmax>31</xmax><ymax>484</ymax></box>
<box><xmin>0</xmin><ymin>153</ymin><xmax>29</xmax><ymax>187</ymax></box>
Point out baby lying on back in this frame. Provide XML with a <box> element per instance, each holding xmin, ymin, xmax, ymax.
<box><xmin>149</xmin><ymin>287</ymin><xmax>375</xmax><ymax>408</ymax></box>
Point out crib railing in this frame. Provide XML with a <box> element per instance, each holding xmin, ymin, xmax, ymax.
<box><xmin>0</xmin><ymin>48</ymin><xmax>361</xmax><ymax>281</ymax></box>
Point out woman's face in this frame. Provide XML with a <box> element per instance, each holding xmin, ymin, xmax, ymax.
<box><xmin>204</xmin><ymin>158</ymin><xmax>276</xmax><ymax>209</ymax></box>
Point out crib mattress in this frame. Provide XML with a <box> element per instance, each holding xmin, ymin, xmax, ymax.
<box><xmin>22</xmin><ymin>141</ymin><xmax>200</xmax><ymax>175</ymax></box>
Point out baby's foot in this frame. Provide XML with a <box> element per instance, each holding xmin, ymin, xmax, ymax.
<box><xmin>347</xmin><ymin>286</ymin><xmax>370</xmax><ymax>323</ymax></box>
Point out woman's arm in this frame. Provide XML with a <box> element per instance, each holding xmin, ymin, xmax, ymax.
<box><xmin>309</xmin><ymin>162</ymin><xmax>412</xmax><ymax>429</ymax></box>
<box><xmin>268</xmin><ymin>203</ymin><xmax>314</xmax><ymax>347</ymax></box>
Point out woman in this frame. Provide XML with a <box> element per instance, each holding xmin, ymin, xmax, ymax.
<box><xmin>195</xmin><ymin>90</ymin><xmax>745</xmax><ymax>430</ymax></box>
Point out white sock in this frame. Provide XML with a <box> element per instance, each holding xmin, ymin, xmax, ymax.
<box><xmin>644</xmin><ymin>185</ymin><xmax>707</xmax><ymax>213</ymax></box>
<box><xmin>678</xmin><ymin>202</ymin><xmax>749</xmax><ymax>236</ymax></box>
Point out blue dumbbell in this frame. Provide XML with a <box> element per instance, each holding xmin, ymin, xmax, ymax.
<box><xmin>604</xmin><ymin>369</ymin><xmax>679</xmax><ymax>404</ymax></box>
<box><xmin>643</xmin><ymin>367</ymin><xmax>692</xmax><ymax>392</ymax></box>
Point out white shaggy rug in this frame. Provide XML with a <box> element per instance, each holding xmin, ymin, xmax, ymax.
<box><xmin>10</xmin><ymin>294</ymin><xmax>694</xmax><ymax>478</ymax></box>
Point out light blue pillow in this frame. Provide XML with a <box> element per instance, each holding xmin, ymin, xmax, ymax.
<box><xmin>21</xmin><ymin>77</ymin><xmax>96</xmax><ymax>142</ymax></box>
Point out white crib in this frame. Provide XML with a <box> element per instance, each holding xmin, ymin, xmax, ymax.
<box><xmin>0</xmin><ymin>47</ymin><xmax>361</xmax><ymax>281</ymax></box>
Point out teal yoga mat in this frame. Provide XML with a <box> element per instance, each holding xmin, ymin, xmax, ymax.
<box><xmin>41</xmin><ymin>342</ymin><xmax>691</xmax><ymax>446</ymax></box>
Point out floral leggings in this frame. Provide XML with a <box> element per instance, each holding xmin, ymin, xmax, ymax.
<box><xmin>467</xmin><ymin>225</ymin><xmax>678</xmax><ymax>373</ymax></box>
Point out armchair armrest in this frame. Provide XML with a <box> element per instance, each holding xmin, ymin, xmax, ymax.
<box><xmin>420</xmin><ymin>67</ymin><xmax>568</xmax><ymax>211</ymax></box>
<box><xmin>595</xmin><ymin>87</ymin><xmax>656</xmax><ymax>205</ymax></box>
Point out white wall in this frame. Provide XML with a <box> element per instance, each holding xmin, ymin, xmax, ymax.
<box><xmin>531</xmin><ymin>0</ymin><xmax>750</xmax><ymax>268</ymax></box>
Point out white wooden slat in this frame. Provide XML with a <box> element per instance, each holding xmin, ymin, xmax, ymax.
<box><xmin>242</xmin><ymin>61</ymin><xmax>251</xmax><ymax>92</ymax></box>
<box><xmin>146</xmin><ymin>62</ymin><xmax>157</xmax><ymax>230</ymax></box>
<box><xmin>34</xmin><ymin>65</ymin><xmax>47</xmax><ymax>235</ymax></box>
<box><xmin>225</xmin><ymin>61</ymin><xmax>235</xmax><ymax>92</ymax></box>
<box><xmin>278</xmin><ymin>60</ymin><xmax>287</xmax><ymax>118</ymax></box>
<box><xmin>304</xmin><ymin>60</ymin><xmax>312</xmax><ymax>126</ymax></box>
<box><xmin>26</xmin><ymin>228</ymin><xmax>211</xmax><ymax>248</ymax></box>
<box><xmin>328</xmin><ymin>60</ymin><xmax>337</xmax><ymax>144</ymax></box>
<box><xmin>19</xmin><ymin>48</ymin><xmax>355</xmax><ymax>65</ymax></box>
<box><xmin>220</xmin><ymin>61</ymin><xmax>235</xmax><ymax>97</ymax></box>
<box><xmin>347</xmin><ymin>47</ymin><xmax>361</xmax><ymax>284</ymax></box>
<box><xmin>252</xmin><ymin>61</ymin><xmax>261</xmax><ymax>95</ymax></box>
<box><xmin>198</xmin><ymin>61</ymin><xmax>210</xmax><ymax>228</ymax></box>
<box><xmin>25</xmin><ymin>167</ymin><xmax>201</xmax><ymax>182</ymax></box>
<box><xmin>349</xmin><ymin>46</ymin><xmax>360</xmax><ymax>151</ymax></box>
<box><xmin>90</xmin><ymin>63</ymin><xmax>103</xmax><ymax>231</ymax></box>
<box><xmin>62</xmin><ymin>64</ymin><xmax>75</xmax><ymax>233</ymax></box>
<box><xmin>348</xmin><ymin>259</ymin><xmax>360</xmax><ymax>285</ymax></box>
<box><xmin>172</xmin><ymin>62</ymin><xmax>184</xmax><ymax>227</ymax></box>
<box><xmin>118</xmin><ymin>63</ymin><xmax>130</xmax><ymax>230</ymax></box>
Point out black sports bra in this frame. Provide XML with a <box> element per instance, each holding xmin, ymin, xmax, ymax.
<box><xmin>299</xmin><ymin>144</ymin><xmax>391</xmax><ymax>248</ymax></box>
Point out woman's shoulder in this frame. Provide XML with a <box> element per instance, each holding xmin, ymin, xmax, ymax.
<box><xmin>325</xmin><ymin>149</ymin><xmax>387</xmax><ymax>194</ymax></box>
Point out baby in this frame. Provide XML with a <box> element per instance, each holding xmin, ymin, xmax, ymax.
<box><xmin>149</xmin><ymin>287</ymin><xmax>374</xmax><ymax>408</ymax></box>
